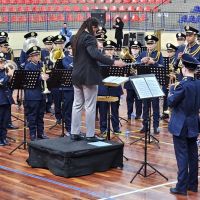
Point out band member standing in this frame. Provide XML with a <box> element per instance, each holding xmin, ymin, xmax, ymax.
<box><xmin>20</xmin><ymin>32</ymin><xmax>38</xmax><ymax>69</ymax></box>
<box><xmin>24</xmin><ymin>46</ymin><xmax>49</xmax><ymax>141</ymax></box>
<box><xmin>0</xmin><ymin>53</ymin><xmax>14</xmax><ymax>146</ymax></box>
<box><xmin>70</xmin><ymin>17</ymin><xmax>125</xmax><ymax>141</ymax></box>
<box><xmin>162</xmin><ymin>43</ymin><xmax>178</xmax><ymax>119</ymax></box>
<box><xmin>98</xmin><ymin>40</ymin><xmax>123</xmax><ymax>135</ymax></box>
<box><xmin>175</xmin><ymin>32</ymin><xmax>186</xmax><ymax>54</ymax></box>
<box><xmin>51</xmin><ymin>34</ymin><xmax>66</xmax><ymax>125</ymax></box>
<box><xmin>61</xmin><ymin>42</ymin><xmax>74</xmax><ymax>135</ymax></box>
<box><xmin>113</xmin><ymin>17</ymin><xmax>124</xmax><ymax>51</ymax></box>
<box><xmin>168</xmin><ymin>54</ymin><xmax>200</xmax><ymax>196</ymax></box>
<box><xmin>0</xmin><ymin>37</ymin><xmax>18</xmax><ymax>130</ymax></box>
<box><xmin>41</xmin><ymin>36</ymin><xmax>54</xmax><ymax>113</ymax></box>
<box><xmin>138</xmin><ymin>35</ymin><xmax>164</xmax><ymax>134</ymax></box>
<box><xmin>124</xmin><ymin>41</ymin><xmax>142</xmax><ymax>121</ymax></box>
<box><xmin>197</xmin><ymin>33</ymin><xmax>200</xmax><ymax>45</ymax></box>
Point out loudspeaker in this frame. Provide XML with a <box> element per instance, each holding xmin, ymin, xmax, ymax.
<box><xmin>91</xmin><ymin>10</ymin><xmax>106</xmax><ymax>26</ymax></box>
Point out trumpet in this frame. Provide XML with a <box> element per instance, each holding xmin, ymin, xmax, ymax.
<box><xmin>119</xmin><ymin>47</ymin><xmax>136</xmax><ymax>62</ymax></box>
<box><xmin>41</xmin><ymin>63</ymin><xmax>51</xmax><ymax>94</ymax></box>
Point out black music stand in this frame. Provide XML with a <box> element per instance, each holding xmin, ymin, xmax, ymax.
<box><xmin>48</xmin><ymin>69</ymin><xmax>73</xmax><ymax>137</ymax></box>
<box><xmin>130</xmin><ymin>64</ymin><xmax>168</xmax><ymax>147</ymax></box>
<box><xmin>129</xmin><ymin>74</ymin><xmax>168</xmax><ymax>182</ymax></box>
<box><xmin>9</xmin><ymin>70</ymin><xmax>40</xmax><ymax>155</ymax></box>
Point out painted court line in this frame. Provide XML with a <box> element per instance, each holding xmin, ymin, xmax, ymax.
<box><xmin>99</xmin><ymin>176</ymin><xmax>200</xmax><ymax>200</ymax></box>
<box><xmin>0</xmin><ymin>165</ymin><xmax>105</xmax><ymax>199</ymax></box>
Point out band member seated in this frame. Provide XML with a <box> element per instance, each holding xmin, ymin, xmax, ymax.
<box><xmin>138</xmin><ymin>35</ymin><xmax>164</xmax><ymax>134</ymax></box>
<box><xmin>41</xmin><ymin>36</ymin><xmax>54</xmax><ymax>114</ymax></box>
<box><xmin>0</xmin><ymin>53</ymin><xmax>14</xmax><ymax>146</ymax></box>
<box><xmin>168</xmin><ymin>54</ymin><xmax>200</xmax><ymax>196</ymax></box>
<box><xmin>24</xmin><ymin>46</ymin><xmax>49</xmax><ymax>141</ymax></box>
<box><xmin>124</xmin><ymin>41</ymin><xmax>142</xmax><ymax>121</ymax></box>
<box><xmin>51</xmin><ymin>34</ymin><xmax>67</xmax><ymax>125</ymax></box>
<box><xmin>61</xmin><ymin>42</ymin><xmax>74</xmax><ymax>136</ymax></box>
<box><xmin>162</xmin><ymin>43</ymin><xmax>178</xmax><ymax>120</ymax></box>
<box><xmin>98</xmin><ymin>40</ymin><xmax>123</xmax><ymax>135</ymax></box>
<box><xmin>0</xmin><ymin>37</ymin><xmax>18</xmax><ymax>130</ymax></box>
<box><xmin>20</xmin><ymin>32</ymin><xmax>38</xmax><ymax>69</ymax></box>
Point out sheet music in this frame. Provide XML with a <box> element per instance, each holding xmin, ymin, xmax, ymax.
<box><xmin>131</xmin><ymin>78</ymin><xmax>152</xmax><ymax>99</ymax></box>
<box><xmin>88</xmin><ymin>141</ymin><xmax>112</xmax><ymax>147</ymax></box>
<box><xmin>144</xmin><ymin>76</ymin><xmax>164</xmax><ymax>97</ymax></box>
<box><xmin>103</xmin><ymin>76</ymin><xmax>129</xmax><ymax>85</ymax></box>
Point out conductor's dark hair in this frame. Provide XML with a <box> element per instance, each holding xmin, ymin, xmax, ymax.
<box><xmin>72</xmin><ymin>17</ymin><xmax>99</xmax><ymax>56</ymax></box>
<box><xmin>115</xmin><ymin>17</ymin><xmax>122</xmax><ymax>22</ymax></box>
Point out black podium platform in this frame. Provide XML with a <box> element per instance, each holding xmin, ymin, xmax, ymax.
<box><xmin>27</xmin><ymin>137</ymin><xmax>124</xmax><ymax>177</ymax></box>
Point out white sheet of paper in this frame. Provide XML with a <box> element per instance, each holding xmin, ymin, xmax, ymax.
<box><xmin>103</xmin><ymin>76</ymin><xmax>129</xmax><ymax>85</ymax></box>
<box><xmin>88</xmin><ymin>141</ymin><xmax>112</xmax><ymax>147</ymax></box>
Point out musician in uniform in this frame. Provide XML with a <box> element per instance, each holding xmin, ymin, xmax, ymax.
<box><xmin>0</xmin><ymin>37</ymin><xmax>18</xmax><ymax>129</ymax></box>
<box><xmin>176</xmin><ymin>32</ymin><xmax>186</xmax><ymax>52</ymax></box>
<box><xmin>51</xmin><ymin>35</ymin><xmax>66</xmax><ymax>125</ymax></box>
<box><xmin>24</xmin><ymin>46</ymin><xmax>49</xmax><ymax>141</ymax></box>
<box><xmin>197</xmin><ymin>33</ymin><xmax>200</xmax><ymax>45</ymax></box>
<box><xmin>138</xmin><ymin>35</ymin><xmax>164</xmax><ymax>134</ymax></box>
<box><xmin>98</xmin><ymin>40</ymin><xmax>123</xmax><ymax>135</ymax></box>
<box><xmin>0</xmin><ymin>53</ymin><xmax>14</xmax><ymax>146</ymax></box>
<box><xmin>168</xmin><ymin>54</ymin><xmax>200</xmax><ymax>196</ymax></box>
<box><xmin>20</xmin><ymin>32</ymin><xmax>38</xmax><ymax>69</ymax></box>
<box><xmin>162</xmin><ymin>43</ymin><xmax>178</xmax><ymax>119</ymax></box>
<box><xmin>41</xmin><ymin>36</ymin><xmax>54</xmax><ymax>113</ymax></box>
<box><xmin>124</xmin><ymin>40</ymin><xmax>142</xmax><ymax>121</ymax></box>
<box><xmin>96</xmin><ymin>34</ymin><xmax>107</xmax><ymax>53</ymax></box>
<box><xmin>61</xmin><ymin>42</ymin><xmax>74</xmax><ymax>135</ymax></box>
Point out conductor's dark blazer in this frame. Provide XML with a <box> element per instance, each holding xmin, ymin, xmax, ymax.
<box><xmin>71</xmin><ymin>31</ymin><xmax>114</xmax><ymax>86</ymax></box>
<box><xmin>168</xmin><ymin>77</ymin><xmax>200</xmax><ymax>137</ymax></box>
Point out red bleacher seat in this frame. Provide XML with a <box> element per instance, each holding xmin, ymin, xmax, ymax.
<box><xmin>76</xmin><ymin>13</ymin><xmax>84</xmax><ymax>21</ymax></box>
<box><xmin>140</xmin><ymin>0</ymin><xmax>148</xmax><ymax>3</ymax></box>
<box><xmin>67</xmin><ymin>14</ymin><xmax>73</xmax><ymax>21</ymax></box>
<box><xmin>127</xmin><ymin>6</ymin><xmax>135</xmax><ymax>11</ymax></box>
<box><xmin>106</xmin><ymin>13</ymin><xmax>111</xmax><ymax>22</ymax></box>
<box><xmin>45</xmin><ymin>0</ymin><xmax>52</xmax><ymax>3</ymax></box>
<box><xmin>3</xmin><ymin>16</ymin><xmax>9</xmax><ymax>23</ymax></box>
<box><xmin>144</xmin><ymin>6</ymin><xmax>152</xmax><ymax>12</ymax></box>
<box><xmin>136</xmin><ymin>6</ymin><xmax>144</xmax><ymax>12</ymax></box>
<box><xmin>63</xmin><ymin>5</ymin><xmax>71</xmax><ymax>11</ymax></box>
<box><xmin>40</xmin><ymin>5</ymin><xmax>47</xmax><ymax>11</ymax></box>
<box><xmin>140</xmin><ymin>14</ymin><xmax>146</xmax><ymax>22</ymax></box>
<box><xmin>87</xmin><ymin>0</ymin><xmax>95</xmax><ymax>3</ymax></box>
<box><xmin>24</xmin><ymin>5</ymin><xmax>31</xmax><ymax>12</ymax></box>
<box><xmin>16</xmin><ymin>0</ymin><xmax>25</xmax><ymax>3</ymax></box>
<box><xmin>153</xmin><ymin>6</ymin><xmax>159</xmax><ymax>12</ymax></box>
<box><xmin>32</xmin><ymin>0</ymin><xmax>40</xmax><ymax>4</ymax></box>
<box><xmin>17</xmin><ymin>6</ymin><xmax>24</xmax><ymax>12</ymax></box>
<box><xmin>119</xmin><ymin>5</ymin><xmax>127</xmax><ymax>11</ymax></box>
<box><xmin>131</xmin><ymin>0</ymin><xmax>139</xmax><ymax>3</ymax></box>
<box><xmin>10</xmin><ymin>0</ymin><xmax>17</xmax><ymax>4</ymax></box>
<box><xmin>18</xmin><ymin>15</ymin><xmax>27</xmax><ymax>22</ymax></box>
<box><xmin>55</xmin><ymin>5</ymin><xmax>62</xmax><ymax>11</ymax></box>
<box><xmin>101</xmin><ymin>5</ymin><xmax>108</xmax><ymax>11</ymax></box>
<box><xmin>32</xmin><ymin>5</ymin><xmax>40</xmax><ymax>11</ymax></box>
<box><xmin>82</xmin><ymin>5</ymin><xmax>90</xmax><ymax>11</ymax></box>
<box><xmin>25</xmin><ymin>0</ymin><xmax>31</xmax><ymax>3</ymax></box>
<box><xmin>148</xmin><ymin>0</ymin><xmax>155</xmax><ymax>3</ymax></box>
<box><xmin>109</xmin><ymin>5</ymin><xmax>117</xmax><ymax>11</ymax></box>
<box><xmin>11</xmin><ymin>16</ymin><xmax>18</xmax><ymax>22</ymax></box>
<box><xmin>47</xmin><ymin>5</ymin><xmax>54</xmax><ymax>11</ymax></box>
<box><xmin>68</xmin><ymin>0</ymin><xmax>77</xmax><ymax>3</ymax></box>
<box><xmin>9</xmin><ymin>6</ymin><xmax>17</xmax><ymax>12</ymax></box>
<box><xmin>57</xmin><ymin>13</ymin><xmax>65</xmax><ymax>21</ymax></box>
<box><xmin>105</xmin><ymin>0</ymin><xmax>113</xmax><ymax>3</ymax></box>
<box><xmin>1</xmin><ymin>6</ymin><xmax>9</xmax><ymax>12</ymax></box>
<box><xmin>78</xmin><ymin>0</ymin><xmax>86</xmax><ymax>3</ymax></box>
<box><xmin>52</xmin><ymin>0</ymin><xmax>60</xmax><ymax>4</ymax></box>
<box><xmin>123</xmin><ymin>14</ymin><xmax>129</xmax><ymax>22</ymax></box>
<box><xmin>131</xmin><ymin>14</ymin><xmax>139</xmax><ymax>22</ymax></box>
<box><xmin>96</xmin><ymin>0</ymin><xmax>104</xmax><ymax>3</ymax></box>
<box><xmin>114</xmin><ymin>0</ymin><xmax>122</xmax><ymax>3</ymax></box>
<box><xmin>72</xmin><ymin>5</ymin><xmax>80</xmax><ymax>11</ymax></box>
<box><xmin>91</xmin><ymin>5</ymin><xmax>99</xmax><ymax>10</ymax></box>
<box><xmin>2</xmin><ymin>0</ymin><xmax>9</xmax><ymax>3</ymax></box>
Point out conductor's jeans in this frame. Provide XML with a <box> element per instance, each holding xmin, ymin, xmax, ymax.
<box><xmin>0</xmin><ymin>105</ymin><xmax>9</xmax><ymax>140</ymax></box>
<box><xmin>71</xmin><ymin>85</ymin><xmax>98</xmax><ymax>137</ymax></box>
<box><xmin>173</xmin><ymin>135</ymin><xmax>198</xmax><ymax>193</ymax></box>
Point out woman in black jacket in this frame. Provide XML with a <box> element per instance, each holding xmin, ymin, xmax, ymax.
<box><xmin>70</xmin><ymin>17</ymin><xmax>125</xmax><ymax>142</ymax></box>
<box><xmin>113</xmin><ymin>17</ymin><xmax>124</xmax><ymax>50</ymax></box>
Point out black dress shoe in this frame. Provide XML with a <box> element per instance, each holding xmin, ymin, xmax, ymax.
<box><xmin>188</xmin><ymin>188</ymin><xmax>198</xmax><ymax>192</ymax></box>
<box><xmin>37</xmin><ymin>134</ymin><xmax>49</xmax><ymax>139</ymax></box>
<box><xmin>0</xmin><ymin>139</ymin><xmax>6</xmax><ymax>146</ymax></box>
<box><xmin>86</xmin><ymin>135</ymin><xmax>105</xmax><ymax>142</ymax></box>
<box><xmin>7</xmin><ymin>124</ymin><xmax>19</xmax><ymax>129</ymax></box>
<box><xmin>135</xmin><ymin>116</ymin><xmax>141</xmax><ymax>120</ymax></box>
<box><xmin>170</xmin><ymin>187</ymin><xmax>187</xmax><ymax>196</ymax></box>
<box><xmin>70</xmin><ymin>134</ymin><xmax>84</xmax><ymax>141</ymax></box>
<box><xmin>154</xmin><ymin>127</ymin><xmax>160</xmax><ymax>135</ymax></box>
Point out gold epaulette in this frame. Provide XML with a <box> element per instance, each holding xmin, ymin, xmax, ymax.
<box><xmin>154</xmin><ymin>51</ymin><xmax>160</xmax><ymax>62</ymax></box>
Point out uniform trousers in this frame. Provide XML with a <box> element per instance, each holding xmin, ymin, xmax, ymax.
<box><xmin>71</xmin><ymin>85</ymin><xmax>98</xmax><ymax>137</ymax></box>
<box><xmin>0</xmin><ymin>105</ymin><xmax>9</xmax><ymax>139</ymax></box>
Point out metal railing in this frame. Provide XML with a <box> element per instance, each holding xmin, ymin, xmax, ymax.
<box><xmin>0</xmin><ymin>11</ymin><xmax>199</xmax><ymax>32</ymax></box>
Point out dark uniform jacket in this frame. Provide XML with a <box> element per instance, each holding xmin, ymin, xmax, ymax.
<box><xmin>0</xmin><ymin>69</ymin><xmax>14</xmax><ymax>105</ymax></box>
<box><xmin>24</xmin><ymin>61</ymin><xmax>44</xmax><ymax>101</ymax></box>
<box><xmin>115</xmin><ymin>21</ymin><xmax>124</xmax><ymax>40</ymax></box>
<box><xmin>168</xmin><ymin>77</ymin><xmax>200</xmax><ymax>137</ymax></box>
<box><xmin>71</xmin><ymin>31</ymin><xmax>114</xmax><ymax>86</ymax></box>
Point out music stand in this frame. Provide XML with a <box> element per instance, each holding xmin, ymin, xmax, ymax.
<box><xmin>48</xmin><ymin>69</ymin><xmax>73</xmax><ymax>137</ymax></box>
<box><xmin>129</xmin><ymin>74</ymin><xmax>168</xmax><ymax>182</ymax></box>
<box><xmin>130</xmin><ymin>64</ymin><xmax>168</xmax><ymax>147</ymax></box>
<box><xmin>9</xmin><ymin>70</ymin><xmax>40</xmax><ymax>155</ymax></box>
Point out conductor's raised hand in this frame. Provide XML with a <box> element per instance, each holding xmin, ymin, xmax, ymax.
<box><xmin>113</xmin><ymin>60</ymin><xmax>126</xmax><ymax>67</ymax></box>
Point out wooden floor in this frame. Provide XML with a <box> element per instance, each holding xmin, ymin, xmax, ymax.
<box><xmin>0</xmin><ymin>94</ymin><xmax>200</xmax><ymax>200</ymax></box>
